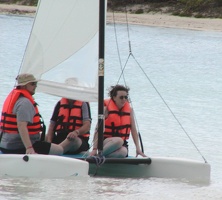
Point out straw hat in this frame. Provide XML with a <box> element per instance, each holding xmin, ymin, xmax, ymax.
<box><xmin>16</xmin><ymin>73</ymin><xmax>38</xmax><ymax>86</ymax></box>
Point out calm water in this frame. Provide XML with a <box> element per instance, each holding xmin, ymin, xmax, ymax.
<box><xmin>1</xmin><ymin>14</ymin><xmax>222</xmax><ymax>199</ymax></box>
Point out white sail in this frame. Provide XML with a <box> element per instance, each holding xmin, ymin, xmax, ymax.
<box><xmin>20</xmin><ymin>0</ymin><xmax>99</xmax><ymax>102</ymax></box>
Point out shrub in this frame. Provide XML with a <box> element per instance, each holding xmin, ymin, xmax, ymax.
<box><xmin>135</xmin><ymin>8</ymin><xmax>144</xmax><ymax>14</ymax></box>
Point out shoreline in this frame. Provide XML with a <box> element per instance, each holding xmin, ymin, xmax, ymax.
<box><xmin>107</xmin><ymin>12</ymin><xmax>222</xmax><ymax>32</ymax></box>
<box><xmin>0</xmin><ymin>4</ymin><xmax>222</xmax><ymax>32</ymax></box>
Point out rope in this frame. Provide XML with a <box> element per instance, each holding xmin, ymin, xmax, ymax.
<box><xmin>77</xmin><ymin>142</ymin><xmax>106</xmax><ymax>176</ymax></box>
<box><xmin>110</xmin><ymin>2</ymin><xmax>208</xmax><ymax>163</ymax></box>
<box><xmin>91</xmin><ymin>155</ymin><xmax>106</xmax><ymax>166</ymax></box>
<box><xmin>88</xmin><ymin>155</ymin><xmax>106</xmax><ymax>176</ymax></box>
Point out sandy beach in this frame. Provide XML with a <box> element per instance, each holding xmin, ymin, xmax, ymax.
<box><xmin>0</xmin><ymin>3</ymin><xmax>222</xmax><ymax>32</ymax></box>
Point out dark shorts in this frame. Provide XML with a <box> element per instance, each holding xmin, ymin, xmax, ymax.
<box><xmin>123</xmin><ymin>140</ymin><xmax>129</xmax><ymax>157</ymax></box>
<box><xmin>123</xmin><ymin>140</ymin><xmax>128</xmax><ymax>148</ymax></box>
<box><xmin>0</xmin><ymin>141</ymin><xmax>51</xmax><ymax>154</ymax></box>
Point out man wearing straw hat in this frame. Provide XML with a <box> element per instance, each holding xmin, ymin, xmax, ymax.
<box><xmin>0</xmin><ymin>73</ymin><xmax>70</xmax><ymax>155</ymax></box>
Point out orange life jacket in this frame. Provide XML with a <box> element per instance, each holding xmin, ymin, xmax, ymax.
<box><xmin>104</xmin><ymin>98</ymin><xmax>131</xmax><ymax>140</ymax></box>
<box><xmin>0</xmin><ymin>89</ymin><xmax>43</xmax><ymax>135</ymax></box>
<box><xmin>55</xmin><ymin>98</ymin><xmax>89</xmax><ymax>138</ymax></box>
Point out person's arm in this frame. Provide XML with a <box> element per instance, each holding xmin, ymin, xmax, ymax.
<box><xmin>77</xmin><ymin>102</ymin><xmax>91</xmax><ymax>135</ymax></box>
<box><xmin>89</xmin><ymin>127</ymin><xmax>98</xmax><ymax>156</ymax></box>
<box><xmin>67</xmin><ymin>120</ymin><xmax>91</xmax><ymax>140</ymax></box>
<box><xmin>46</xmin><ymin>101</ymin><xmax>60</xmax><ymax>142</ymax></box>
<box><xmin>89</xmin><ymin>106</ymin><xmax>107</xmax><ymax>156</ymax></box>
<box><xmin>77</xmin><ymin>120</ymin><xmax>91</xmax><ymax>135</ymax></box>
<box><xmin>130</xmin><ymin>109</ymin><xmax>147</xmax><ymax>157</ymax></box>
<box><xmin>17</xmin><ymin>121</ymin><xmax>36</xmax><ymax>154</ymax></box>
<box><xmin>46</xmin><ymin>122</ymin><xmax>55</xmax><ymax>142</ymax></box>
<box><xmin>67</xmin><ymin>102</ymin><xmax>91</xmax><ymax>140</ymax></box>
<box><xmin>14</xmin><ymin>97</ymin><xmax>36</xmax><ymax>154</ymax></box>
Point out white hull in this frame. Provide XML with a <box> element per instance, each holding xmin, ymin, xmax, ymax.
<box><xmin>147</xmin><ymin>157</ymin><xmax>210</xmax><ymax>182</ymax></box>
<box><xmin>0</xmin><ymin>154</ymin><xmax>89</xmax><ymax>178</ymax></box>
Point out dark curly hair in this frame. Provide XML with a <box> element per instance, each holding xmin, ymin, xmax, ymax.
<box><xmin>108</xmin><ymin>85</ymin><xmax>130</xmax><ymax>99</ymax></box>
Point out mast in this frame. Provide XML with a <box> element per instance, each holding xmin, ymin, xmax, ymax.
<box><xmin>97</xmin><ymin>0</ymin><xmax>105</xmax><ymax>156</ymax></box>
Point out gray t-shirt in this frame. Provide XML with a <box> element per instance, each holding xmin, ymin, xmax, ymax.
<box><xmin>0</xmin><ymin>97</ymin><xmax>40</xmax><ymax>150</ymax></box>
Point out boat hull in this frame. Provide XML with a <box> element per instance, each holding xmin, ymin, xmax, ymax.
<box><xmin>71</xmin><ymin>156</ymin><xmax>211</xmax><ymax>183</ymax></box>
<box><xmin>93</xmin><ymin>157</ymin><xmax>210</xmax><ymax>183</ymax></box>
<box><xmin>0</xmin><ymin>154</ymin><xmax>89</xmax><ymax>178</ymax></box>
<box><xmin>0</xmin><ymin>153</ymin><xmax>210</xmax><ymax>183</ymax></box>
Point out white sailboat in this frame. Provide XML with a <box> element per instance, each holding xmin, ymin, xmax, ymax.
<box><xmin>0</xmin><ymin>0</ymin><xmax>210</xmax><ymax>183</ymax></box>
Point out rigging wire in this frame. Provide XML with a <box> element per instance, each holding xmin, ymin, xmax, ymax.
<box><xmin>111</xmin><ymin>4</ymin><xmax>144</xmax><ymax>153</ymax></box>
<box><xmin>110</xmin><ymin>2</ymin><xmax>208</xmax><ymax>163</ymax></box>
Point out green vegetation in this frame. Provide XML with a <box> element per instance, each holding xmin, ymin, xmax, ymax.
<box><xmin>176</xmin><ymin>0</ymin><xmax>222</xmax><ymax>18</ymax></box>
<box><xmin>109</xmin><ymin>0</ymin><xmax>222</xmax><ymax>18</ymax></box>
<box><xmin>0</xmin><ymin>0</ymin><xmax>38</xmax><ymax>6</ymax></box>
<box><xmin>1</xmin><ymin>0</ymin><xmax>222</xmax><ymax>18</ymax></box>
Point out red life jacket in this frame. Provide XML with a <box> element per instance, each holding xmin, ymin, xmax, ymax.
<box><xmin>0</xmin><ymin>89</ymin><xmax>43</xmax><ymax>135</ymax></box>
<box><xmin>55</xmin><ymin>98</ymin><xmax>89</xmax><ymax>138</ymax></box>
<box><xmin>104</xmin><ymin>98</ymin><xmax>131</xmax><ymax>140</ymax></box>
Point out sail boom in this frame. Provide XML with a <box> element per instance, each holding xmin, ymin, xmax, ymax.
<box><xmin>37</xmin><ymin>80</ymin><xmax>98</xmax><ymax>102</ymax></box>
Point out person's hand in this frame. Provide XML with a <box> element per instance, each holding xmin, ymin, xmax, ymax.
<box><xmin>136</xmin><ymin>149</ymin><xmax>147</xmax><ymax>157</ymax></box>
<box><xmin>26</xmin><ymin>147</ymin><xmax>37</xmax><ymax>154</ymax></box>
<box><xmin>89</xmin><ymin>149</ymin><xmax>97</xmax><ymax>157</ymax></box>
<box><xmin>67</xmin><ymin>131</ymin><xmax>78</xmax><ymax>141</ymax></box>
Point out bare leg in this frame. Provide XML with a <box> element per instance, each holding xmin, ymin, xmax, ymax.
<box><xmin>103</xmin><ymin>137</ymin><xmax>127</xmax><ymax>158</ymax></box>
<box><xmin>59</xmin><ymin>137</ymin><xmax>82</xmax><ymax>153</ymax></box>
<box><xmin>49</xmin><ymin>143</ymin><xmax>64</xmax><ymax>155</ymax></box>
<box><xmin>105</xmin><ymin>146</ymin><xmax>128</xmax><ymax>158</ymax></box>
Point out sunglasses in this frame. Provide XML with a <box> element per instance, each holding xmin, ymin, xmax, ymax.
<box><xmin>30</xmin><ymin>82</ymin><xmax>37</xmax><ymax>86</ymax></box>
<box><xmin>119</xmin><ymin>95</ymin><xmax>128</xmax><ymax>100</ymax></box>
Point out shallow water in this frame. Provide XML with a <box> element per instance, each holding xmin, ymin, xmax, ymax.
<box><xmin>1</xmin><ymin>14</ymin><xmax>222</xmax><ymax>199</ymax></box>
